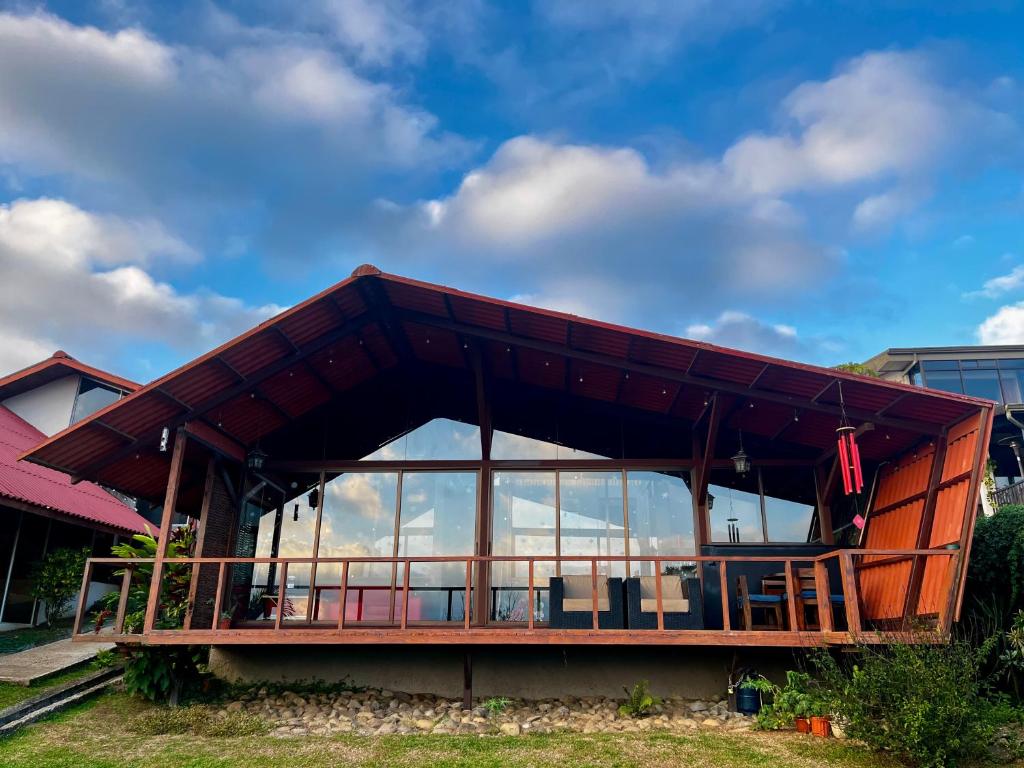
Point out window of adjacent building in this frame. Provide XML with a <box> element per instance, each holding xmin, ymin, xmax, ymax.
<box><xmin>915</xmin><ymin>357</ymin><xmax>1024</xmax><ymax>405</ymax></box>
<box><xmin>70</xmin><ymin>378</ymin><xmax>123</xmax><ymax>424</ymax></box>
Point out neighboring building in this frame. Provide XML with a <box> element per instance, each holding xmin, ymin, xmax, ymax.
<box><xmin>25</xmin><ymin>268</ymin><xmax>993</xmax><ymax>698</ymax></box>
<box><xmin>0</xmin><ymin>352</ymin><xmax>150</xmax><ymax>626</ymax></box>
<box><xmin>865</xmin><ymin>346</ymin><xmax>1024</xmax><ymax>497</ymax></box>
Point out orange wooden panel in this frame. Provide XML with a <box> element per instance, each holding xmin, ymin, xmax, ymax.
<box><xmin>859</xmin><ymin>560</ymin><xmax>912</xmax><ymax>621</ymax></box>
<box><xmin>917</xmin><ymin>556</ymin><xmax>955</xmax><ymax>616</ymax></box>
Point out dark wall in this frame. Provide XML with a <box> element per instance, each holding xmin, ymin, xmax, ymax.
<box><xmin>191</xmin><ymin>469</ymin><xmax>237</xmax><ymax>629</ymax></box>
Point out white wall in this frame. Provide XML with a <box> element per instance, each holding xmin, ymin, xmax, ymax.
<box><xmin>1</xmin><ymin>374</ymin><xmax>79</xmax><ymax>436</ymax></box>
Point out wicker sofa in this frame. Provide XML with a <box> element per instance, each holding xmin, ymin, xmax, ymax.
<box><xmin>625</xmin><ymin>575</ymin><xmax>704</xmax><ymax>630</ymax></box>
<box><xmin>549</xmin><ymin>574</ymin><xmax>625</xmax><ymax>629</ymax></box>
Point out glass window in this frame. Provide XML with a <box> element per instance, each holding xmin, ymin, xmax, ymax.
<box><xmin>361</xmin><ymin>419</ymin><xmax>481</xmax><ymax>461</ymax></box>
<box><xmin>626</xmin><ymin>471</ymin><xmax>694</xmax><ymax>576</ymax></box>
<box><xmin>761</xmin><ymin>470</ymin><xmax>816</xmax><ymax>543</ymax></box>
<box><xmin>909</xmin><ymin>366</ymin><xmax>922</xmax><ymax>386</ymax></box>
<box><xmin>999</xmin><ymin>358</ymin><xmax>1024</xmax><ymax>370</ymax></box>
<box><xmin>709</xmin><ymin>471</ymin><xmax>763</xmax><ymax>543</ymax></box>
<box><xmin>922</xmin><ymin>369</ymin><xmax>963</xmax><ymax>394</ymax></box>
<box><xmin>559</xmin><ymin>471</ymin><xmax>626</xmax><ymax>577</ymax></box>
<box><xmin>921</xmin><ymin>360</ymin><xmax>960</xmax><ymax>371</ymax></box>
<box><xmin>962</xmin><ymin>369</ymin><xmax>1003</xmax><ymax>403</ymax></box>
<box><xmin>1001</xmin><ymin>369</ymin><xmax>1024</xmax><ymax>405</ymax></box>
<box><xmin>71</xmin><ymin>378</ymin><xmax>122</xmax><ymax>424</ymax></box>
<box><xmin>491</xmin><ymin>472</ymin><xmax>557</xmax><ymax>622</ymax></box>
<box><xmin>490</xmin><ymin>429</ymin><xmax>610</xmax><ymax>460</ymax></box>
<box><xmin>316</xmin><ymin>472</ymin><xmax>398</xmax><ymax>622</ymax></box>
<box><xmin>397</xmin><ymin>472</ymin><xmax>477</xmax><ymax>622</ymax></box>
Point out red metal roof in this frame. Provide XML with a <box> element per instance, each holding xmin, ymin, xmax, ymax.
<box><xmin>0</xmin><ymin>405</ymin><xmax>148</xmax><ymax>534</ymax></box>
<box><xmin>21</xmin><ymin>265</ymin><xmax>995</xmax><ymax>501</ymax></box>
<box><xmin>0</xmin><ymin>351</ymin><xmax>140</xmax><ymax>401</ymax></box>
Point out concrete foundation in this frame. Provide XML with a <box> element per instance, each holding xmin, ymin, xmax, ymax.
<box><xmin>208</xmin><ymin>645</ymin><xmax>796</xmax><ymax>700</ymax></box>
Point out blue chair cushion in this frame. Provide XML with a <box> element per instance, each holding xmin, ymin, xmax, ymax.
<box><xmin>800</xmin><ymin>590</ymin><xmax>845</xmax><ymax>603</ymax></box>
<box><xmin>738</xmin><ymin>593</ymin><xmax>785</xmax><ymax>605</ymax></box>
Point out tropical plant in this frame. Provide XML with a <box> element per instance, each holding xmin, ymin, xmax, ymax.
<box><xmin>998</xmin><ymin>610</ymin><xmax>1024</xmax><ymax>699</ymax></box>
<box><xmin>743</xmin><ymin>671</ymin><xmax>822</xmax><ymax>730</ymax></box>
<box><xmin>482</xmin><ymin>696</ymin><xmax>512</xmax><ymax>717</ymax></box>
<box><xmin>121</xmin><ymin>645</ymin><xmax>208</xmax><ymax>705</ymax></box>
<box><xmin>618</xmin><ymin>679</ymin><xmax>659</xmax><ymax>718</ymax></box>
<box><xmin>29</xmin><ymin>547</ymin><xmax>90</xmax><ymax>626</ymax></box>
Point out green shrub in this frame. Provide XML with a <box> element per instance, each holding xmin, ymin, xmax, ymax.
<box><xmin>131</xmin><ymin>704</ymin><xmax>269</xmax><ymax>737</ymax></box>
<box><xmin>30</xmin><ymin>547</ymin><xmax>89</xmax><ymax>626</ymax></box>
<box><xmin>813</xmin><ymin>641</ymin><xmax>997</xmax><ymax>767</ymax></box>
<box><xmin>744</xmin><ymin>670</ymin><xmax>825</xmax><ymax>731</ymax></box>
<box><xmin>482</xmin><ymin>697</ymin><xmax>512</xmax><ymax>716</ymax></box>
<box><xmin>122</xmin><ymin>646</ymin><xmax>208</xmax><ymax>705</ymax></box>
<box><xmin>966</xmin><ymin>505</ymin><xmax>1024</xmax><ymax>620</ymax></box>
<box><xmin>618</xmin><ymin>680</ymin><xmax>659</xmax><ymax>719</ymax></box>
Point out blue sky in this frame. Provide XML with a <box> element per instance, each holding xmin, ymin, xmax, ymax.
<box><xmin>0</xmin><ymin>1</ymin><xmax>1022</xmax><ymax>382</ymax></box>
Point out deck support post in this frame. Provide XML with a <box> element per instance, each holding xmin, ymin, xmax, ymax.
<box><xmin>144</xmin><ymin>428</ymin><xmax>187</xmax><ymax>634</ymax></box>
<box><xmin>463</xmin><ymin>651</ymin><xmax>473</xmax><ymax>710</ymax></box>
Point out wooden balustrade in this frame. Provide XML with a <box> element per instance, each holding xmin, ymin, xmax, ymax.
<box><xmin>72</xmin><ymin>550</ymin><xmax>958</xmax><ymax>647</ymax></box>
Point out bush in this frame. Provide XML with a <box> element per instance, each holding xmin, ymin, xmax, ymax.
<box><xmin>965</xmin><ymin>505</ymin><xmax>1024</xmax><ymax>620</ymax></box>
<box><xmin>131</xmin><ymin>704</ymin><xmax>268</xmax><ymax>737</ymax></box>
<box><xmin>813</xmin><ymin>641</ymin><xmax>998</xmax><ymax>768</ymax></box>
<box><xmin>30</xmin><ymin>547</ymin><xmax>89</xmax><ymax>626</ymax></box>
<box><xmin>744</xmin><ymin>670</ymin><xmax>825</xmax><ymax>731</ymax></box>
<box><xmin>122</xmin><ymin>646</ymin><xmax>208</xmax><ymax>705</ymax></box>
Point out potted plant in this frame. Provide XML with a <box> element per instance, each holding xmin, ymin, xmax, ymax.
<box><xmin>808</xmin><ymin>697</ymin><xmax>831</xmax><ymax>738</ymax></box>
<box><xmin>218</xmin><ymin>610</ymin><xmax>233</xmax><ymax>630</ymax></box>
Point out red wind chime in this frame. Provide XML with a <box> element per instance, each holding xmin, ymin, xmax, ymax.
<box><xmin>836</xmin><ymin>381</ymin><xmax>864</xmax><ymax>495</ymax></box>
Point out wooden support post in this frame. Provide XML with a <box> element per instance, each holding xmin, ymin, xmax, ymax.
<box><xmin>463</xmin><ymin>651</ymin><xmax>473</xmax><ymax>710</ymax></box>
<box><xmin>813</xmin><ymin>561</ymin><xmax>834</xmax><ymax>633</ymax></box>
<box><xmin>144</xmin><ymin>428</ymin><xmax>187</xmax><ymax>634</ymax></box>
<box><xmin>719</xmin><ymin>560</ymin><xmax>731</xmax><ymax>631</ymax></box>
<box><xmin>591</xmin><ymin>560</ymin><xmax>599</xmax><ymax>630</ymax></box>
<box><xmin>274</xmin><ymin>562</ymin><xmax>288</xmax><ymax>631</ymax></box>
<box><xmin>114</xmin><ymin>565</ymin><xmax>134</xmax><ymax>635</ymax></box>
<box><xmin>211</xmin><ymin>561</ymin><xmax>226</xmax><ymax>631</ymax></box>
<box><xmin>401</xmin><ymin>560</ymin><xmax>411</xmax><ymax>630</ymax></box>
<box><xmin>72</xmin><ymin>560</ymin><xmax>92</xmax><ymax>637</ymax></box>
<box><xmin>839</xmin><ymin>552</ymin><xmax>862</xmax><ymax>635</ymax></box>
<box><xmin>338</xmin><ymin>561</ymin><xmax>349</xmax><ymax>631</ymax></box>
<box><xmin>814</xmin><ymin>459</ymin><xmax>838</xmax><ymax>545</ymax></box>
<box><xmin>185</xmin><ymin>456</ymin><xmax>217</xmax><ymax>631</ymax></box>
<box><xmin>784</xmin><ymin>561</ymin><xmax>800</xmax><ymax>631</ymax></box>
<box><xmin>527</xmin><ymin>559</ymin><xmax>535</xmax><ymax>630</ymax></box>
<box><xmin>464</xmin><ymin>560</ymin><xmax>472</xmax><ymax>630</ymax></box>
<box><xmin>654</xmin><ymin>560</ymin><xmax>664</xmax><ymax>631</ymax></box>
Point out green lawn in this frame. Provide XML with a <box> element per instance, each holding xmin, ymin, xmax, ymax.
<box><xmin>0</xmin><ymin>619</ymin><xmax>74</xmax><ymax>655</ymax></box>
<box><xmin>0</xmin><ymin>691</ymin><xmax>912</xmax><ymax>768</ymax></box>
<box><xmin>0</xmin><ymin>665</ymin><xmax>101</xmax><ymax>710</ymax></box>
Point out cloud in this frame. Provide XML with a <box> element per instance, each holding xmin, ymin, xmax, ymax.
<box><xmin>852</xmin><ymin>187</ymin><xmax>926</xmax><ymax>232</ymax></box>
<box><xmin>723</xmin><ymin>51</ymin><xmax>1001</xmax><ymax>196</ymax></box>
<box><xmin>685</xmin><ymin>311</ymin><xmax>840</xmax><ymax>362</ymax></box>
<box><xmin>0</xmin><ymin>198</ymin><xmax>282</xmax><ymax>375</ymax></box>
<box><xmin>965</xmin><ymin>264</ymin><xmax>1024</xmax><ymax>299</ymax></box>
<box><xmin>311</xmin><ymin>0</ymin><xmax>429</xmax><ymax>66</ymax></box>
<box><xmin>978</xmin><ymin>302</ymin><xmax>1024</xmax><ymax>345</ymax></box>
<box><xmin>0</xmin><ymin>11</ymin><xmax>467</xmax><ymax>244</ymax></box>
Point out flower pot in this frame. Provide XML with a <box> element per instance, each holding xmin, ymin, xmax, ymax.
<box><xmin>810</xmin><ymin>716</ymin><xmax>831</xmax><ymax>738</ymax></box>
<box><xmin>218</xmin><ymin>618</ymin><xmax>232</xmax><ymax>630</ymax></box>
<box><xmin>795</xmin><ymin>717</ymin><xmax>811</xmax><ymax>734</ymax></box>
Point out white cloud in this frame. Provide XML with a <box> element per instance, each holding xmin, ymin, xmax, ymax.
<box><xmin>852</xmin><ymin>187</ymin><xmax>924</xmax><ymax>232</ymax></box>
<box><xmin>314</xmin><ymin>0</ymin><xmax>428</xmax><ymax>66</ymax></box>
<box><xmin>685</xmin><ymin>311</ymin><xmax>833</xmax><ymax>361</ymax></box>
<box><xmin>965</xmin><ymin>264</ymin><xmax>1024</xmax><ymax>299</ymax></box>
<box><xmin>977</xmin><ymin>303</ymin><xmax>1024</xmax><ymax>345</ymax></box>
<box><xmin>0</xmin><ymin>198</ymin><xmax>282</xmax><ymax>376</ymax></box>
<box><xmin>723</xmin><ymin>51</ymin><xmax>998</xmax><ymax>196</ymax></box>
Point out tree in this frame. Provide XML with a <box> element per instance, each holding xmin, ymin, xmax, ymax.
<box><xmin>832</xmin><ymin>362</ymin><xmax>880</xmax><ymax>377</ymax></box>
<box><xmin>30</xmin><ymin>547</ymin><xmax>90</xmax><ymax>626</ymax></box>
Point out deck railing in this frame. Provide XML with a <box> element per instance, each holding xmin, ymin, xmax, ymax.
<box><xmin>72</xmin><ymin>549</ymin><xmax>959</xmax><ymax>646</ymax></box>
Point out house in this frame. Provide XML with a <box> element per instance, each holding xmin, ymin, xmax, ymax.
<box><xmin>0</xmin><ymin>352</ymin><xmax>151</xmax><ymax>626</ymax></box>
<box><xmin>866</xmin><ymin>345</ymin><xmax>1024</xmax><ymax>508</ymax></box>
<box><xmin>22</xmin><ymin>267</ymin><xmax>994</xmax><ymax>697</ymax></box>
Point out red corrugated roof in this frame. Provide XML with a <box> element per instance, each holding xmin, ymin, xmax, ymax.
<box><xmin>0</xmin><ymin>405</ymin><xmax>148</xmax><ymax>534</ymax></box>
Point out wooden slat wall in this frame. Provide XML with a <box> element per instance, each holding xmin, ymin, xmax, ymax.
<box><xmin>859</xmin><ymin>446</ymin><xmax>935</xmax><ymax>620</ymax></box>
<box><xmin>917</xmin><ymin>416</ymin><xmax>980</xmax><ymax>615</ymax></box>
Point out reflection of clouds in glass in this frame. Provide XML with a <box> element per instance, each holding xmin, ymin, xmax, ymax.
<box><xmin>361</xmin><ymin>418</ymin><xmax>482</xmax><ymax>460</ymax></box>
<box><xmin>328</xmin><ymin>474</ymin><xmax>388</xmax><ymax>520</ymax></box>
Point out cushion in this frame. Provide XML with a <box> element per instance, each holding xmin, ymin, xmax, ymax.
<box><xmin>638</xmin><ymin>576</ymin><xmax>684</xmax><ymax>601</ymax></box>
<box><xmin>562</xmin><ymin>598</ymin><xmax>611</xmax><ymax>612</ymax></box>
<box><xmin>800</xmin><ymin>590</ymin><xmax>845</xmax><ymax>603</ymax></box>
<box><xmin>562</xmin><ymin>575</ymin><xmax>608</xmax><ymax>600</ymax></box>
<box><xmin>740</xmin><ymin>593</ymin><xmax>784</xmax><ymax>604</ymax></box>
<box><xmin>640</xmin><ymin>598</ymin><xmax>689</xmax><ymax>613</ymax></box>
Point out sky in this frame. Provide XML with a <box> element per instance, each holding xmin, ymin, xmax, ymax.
<box><xmin>0</xmin><ymin>0</ymin><xmax>1023</xmax><ymax>382</ymax></box>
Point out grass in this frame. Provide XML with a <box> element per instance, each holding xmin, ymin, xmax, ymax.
<box><xmin>0</xmin><ymin>619</ymin><xmax>74</xmax><ymax>655</ymax></box>
<box><xmin>0</xmin><ymin>691</ymin><xmax>914</xmax><ymax>768</ymax></box>
<box><xmin>0</xmin><ymin>665</ymin><xmax>100</xmax><ymax>710</ymax></box>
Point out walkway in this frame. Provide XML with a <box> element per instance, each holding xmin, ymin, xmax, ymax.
<box><xmin>0</xmin><ymin>638</ymin><xmax>112</xmax><ymax>686</ymax></box>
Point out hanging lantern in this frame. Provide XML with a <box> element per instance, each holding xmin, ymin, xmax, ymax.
<box><xmin>247</xmin><ymin>447</ymin><xmax>268</xmax><ymax>471</ymax></box>
<box><xmin>731</xmin><ymin>428</ymin><xmax>751</xmax><ymax>475</ymax></box>
<box><xmin>836</xmin><ymin>425</ymin><xmax>864</xmax><ymax>495</ymax></box>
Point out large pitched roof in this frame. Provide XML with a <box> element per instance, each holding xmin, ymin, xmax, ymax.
<box><xmin>0</xmin><ymin>351</ymin><xmax>140</xmax><ymax>401</ymax></box>
<box><xmin>21</xmin><ymin>265</ymin><xmax>994</xmax><ymax>502</ymax></box>
<box><xmin>0</xmin><ymin>404</ymin><xmax>148</xmax><ymax>534</ymax></box>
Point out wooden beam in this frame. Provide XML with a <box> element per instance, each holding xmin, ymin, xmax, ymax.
<box><xmin>814</xmin><ymin>459</ymin><xmax>838</xmax><ymax>545</ymax></box>
<box><xmin>143</xmin><ymin>428</ymin><xmax>187</xmax><ymax>633</ymax></box>
<box><xmin>390</xmin><ymin>308</ymin><xmax>941</xmax><ymax>436</ymax></box>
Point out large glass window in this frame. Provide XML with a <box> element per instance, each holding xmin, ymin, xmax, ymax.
<box><xmin>491</xmin><ymin>472</ymin><xmax>557</xmax><ymax>622</ymax></box>
<box><xmin>559</xmin><ymin>471</ymin><xmax>626</xmax><ymax>577</ymax></box>
<box><xmin>491</xmin><ymin>430</ymin><xmax>609</xmax><ymax>460</ymax></box>
<box><xmin>361</xmin><ymin>419</ymin><xmax>481</xmax><ymax>461</ymax></box>
<box><xmin>921</xmin><ymin>361</ymin><xmax>964</xmax><ymax>395</ymax></box>
<box><xmin>962</xmin><ymin>368</ymin><xmax>1002</xmax><ymax>402</ymax></box>
<box><xmin>709</xmin><ymin>472</ymin><xmax>763</xmax><ymax>543</ymax></box>
<box><xmin>626</xmin><ymin>471</ymin><xmax>694</xmax><ymax>575</ymax></box>
<box><xmin>71</xmin><ymin>378</ymin><xmax>123</xmax><ymax>424</ymax></box>
<box><xmin>709</xmin><ymin>468</ymin><xmax>817</xmax><ymax>544</ymax></box>
<box><xmin>397</xmin><ymin>472</ymin><xmax>477</xmax><ymax>622</ymax></box>
<box><xmin>761</xmin><ymin>470</ymin><xmax>817</xmax><ymax>542</ymax></box>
